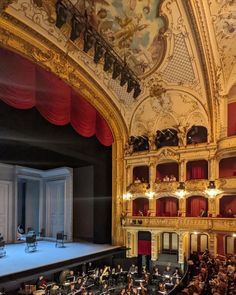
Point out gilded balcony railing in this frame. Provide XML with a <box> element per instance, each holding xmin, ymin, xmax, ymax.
<box><xmin>124</xmin><ymin>216</ymin><xmax>236</xmax><ymax>232</ymax></box>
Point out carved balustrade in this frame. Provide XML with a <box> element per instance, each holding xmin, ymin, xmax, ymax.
<box><xmin>124</xmin><ymin>216</ymin><xmax>236</xmax><ymax>232</ymax></box>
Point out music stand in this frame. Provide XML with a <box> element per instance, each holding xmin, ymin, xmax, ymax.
<box><xmin>25</xmin><ymin>235</ymin><xmax>37</xmax><ymax>252</ymax></box>
<box><xmin>55</xmin><ymin>232</ymin><xmax>67</xmax><ymax>248</ymax></box>
<box><xmin>0</xmin><ymin>240</ymin><xmax>6</xmax><ymax>258</ymax></box>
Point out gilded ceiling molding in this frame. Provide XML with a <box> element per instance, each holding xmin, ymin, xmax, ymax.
<box><xmin>0</xmin><ymin>13</ymin><xmax>127</xmax><ymax>246</ymax></box>
<box><xmin>183</xmin><ymin>1</ymin><xmax>216</xmax><ymax>143</ymax></box>
<box><xmin>0</xmin><ymin>0</ymin><xmax>14</xmax><ymax>14</ymax></box>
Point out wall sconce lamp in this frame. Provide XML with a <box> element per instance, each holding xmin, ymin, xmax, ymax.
<box><xmin>145</xmin><ymin>191</ymin><xmax>155</xmax><ymax>199</ymax></box>
<box><xmin>175</xmin><ymin>182</ymin><xmax>186</xmax><ymax>198</ymax></box>
<box><xmin>205</xmin><ymin>181</ymin><xmax>221</xmax><ymax>197</ymax></box>
<box><xmin>123</xmin><ymin>193</ymin><xmax>132</xmax><ymax>201</ymax></box>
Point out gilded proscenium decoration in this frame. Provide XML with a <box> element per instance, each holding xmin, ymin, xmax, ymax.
<box><xmin>0</xmin><ymin>13</ymin><xmax>127</xmax><ymax>246</ymax></box>
<box><xmin>124</xmin><ymin>217</ymin><xmax>236</xmax><ymax>232</ymax></box>
<box><xmin>0</xmin><ymin>0</ymin><xmax>14</xmax><ymax>14</ymax></box>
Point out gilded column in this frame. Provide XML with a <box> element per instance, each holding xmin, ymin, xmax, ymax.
<box><xmin>149</xmin><ymin>161</ymin><xmax>156</xmax><ymax>190</ymax></box>
<box><xmin>149</xmin><ymin>198</ymin><xmax>156</xmax><ymax>216</ymax></box>
<box><xmin>178</xmin><ymin>232</ymin><xmax>184</xmax><ymax>266</ymax></box>
<box><xmin>179</xmin><ymin>197</ymin><xmax>186</xmax><ymax>217</ymax></box>
<box><xmin>179</xmin><ymin>160</ymin><xmax>186</xmax><ymax>182</ymax></box>
<box><xmin>209</xmin><ymin>157</ymin><xmax>216</xmax><ymax>181</ymax></box>
<box><xmin>209</xmin><ymin>233</ymin><xmax>217</xmax><ymax>256</ymax></box>
<box><xmin>208</xmin><ymin>197</ymin><xmax>216</xmax><ymax>216</ymax></box>
<box><xmin>126</xmin><ymin>199</ymin><xmax>133</xmax><ymax>216</ymax></box>
<box><xmin>151</xmin><ymin>231</ymin><xmax>160</xmax><ymax>261</ymax></box>
<box><xmin>126</xmin><ymin>164</ymin><xmax>132</xmax><ymax>188</ymax></box>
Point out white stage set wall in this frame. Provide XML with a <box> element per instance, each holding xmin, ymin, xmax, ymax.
<box><xmin>0</xmin><ymin>163</ymin><xmax>73</xmax><ymax>242</ymax></box>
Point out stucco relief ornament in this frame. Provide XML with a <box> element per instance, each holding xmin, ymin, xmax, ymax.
<box><xmin>0</xmin><ymin>0</ymin><xmax>14</xmax><ymax>13</ymax></box>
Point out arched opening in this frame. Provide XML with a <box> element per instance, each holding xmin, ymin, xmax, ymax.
<box><xmin>186</xmin><ymin>125</ymin><xmax>207</xmax><ymax>144</ymax></box>
<box><xmin>133</xmin><ymin>166</ymin><xmax>149</xmax><ymax>183</ymax></box>
<box><xmin>219</xmin><ymin>157</ymin><xmax>236</xmax><ymax>178</ymax></box>
<box><xmin>225</xmin><ymin>235</ymin><xmax>236</xmax><ymax>255</ymax></box>
<box><xmin>186</xmin><ymin>160</ymin><xmax>208</xmax><ymax>180</ymax></box>
<box><xmin>0</xmin><ymin>45</ymin><xmax>127</xmax><ymax>245</ymax></box>
<box><xmin>190</xmin><ymin>233</ymin><xmax>208</xmax><ymax>253</ymax></box>
<box><xmin>220</xmin><ymin>195</ymin><xmax>236</xmax><ymax>217</ymax></box>
<box><xmin>162</xmin><ymin>232</ymin><xmax>178</xmax><ymax>255</ymax></box>
<box><xmin>186</xmin><ymin>196</ymin><xmax>208</xmax><ymax>217</ymax></box>
<box><xmin>133</xmin><ymin>198</ymin><xmax>149</xmax><ymax>216</ymax></box>
<box><xmin>155</xmin><ymin>129</ymin><xmax>178</xmax><ymax>148</ymax></box>
<box><xmin>156</xmin><ymin>162</ymin><xmax>179</xmax><ymax>182</ymax></box>
<box><xmin>156</xmin><ymin>197</ymin><xmax>179</xmax><ymax>217</ymax></box>
<box><xmin>129</xmin><ymin>136</ymin><xmax>149</xmax><ymax>152</ymax></box>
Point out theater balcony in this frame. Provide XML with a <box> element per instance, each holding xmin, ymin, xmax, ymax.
<box><xmin>123</xmin><ymin>216</ymin><xmax>236</xmax><ymax>232</ymax></box>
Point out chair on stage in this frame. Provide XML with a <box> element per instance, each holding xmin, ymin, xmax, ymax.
<box><xmin>0</xmin><ymin>239</ymin><xmax>6</xmax><ymax>258</ymax></box>
<box><xmin>25</xmin><ymin>234</ymin><xmax>37</xmax><ymax>252</ymax></box>
<box><xmin>55</xmin><ymin>231</ymin><xmax>67</xmax><ymax>248</ymax></box>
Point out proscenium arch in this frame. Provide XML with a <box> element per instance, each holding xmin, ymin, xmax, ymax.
<box><xmin>0</xmin><ymin>16</ymin><xmax>128</xmax><ymax>245</ymax></box>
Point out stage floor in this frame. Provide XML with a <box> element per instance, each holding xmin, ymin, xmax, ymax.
<box><xmin>0</xmin><ymin>241</ymin><xmax>119</xmax><ymax>278</ymax></box>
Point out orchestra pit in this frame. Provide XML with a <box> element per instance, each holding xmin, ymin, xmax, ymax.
<box><xmin>0</xmin><ymin>1</ymin><xmax>236</xmax><ymax>294</ymax></box>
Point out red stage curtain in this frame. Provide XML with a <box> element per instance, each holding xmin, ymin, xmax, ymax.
<box><xmin>138</xmin><ymin>240</ymin><xmax>151</xmax><ymax>255</ymax></box>
<box><xmin>187</xmin><ymin>196</ymin><xmax>208</xmax><ymax>217</ymax></box>
<box><xmin>0</xmin><ymin>47</ymin><xmax>113</xmax><ymax>146</ymax></box>
<box><xmin>228</xmin><ymin>102</ymin><xmax>236</xmax><ymax>136</ymax></box>
<box><xmin>133</xmin><ymin>198</ymin><xmax>149</xmax><ymax>216</ymax></box>
<box><xmin>187</xmin><ymin>160</ymin><xmax>208</xmax><ymax>180</ymax></box>
<box><xmin>220</xmin><ymin>196</ymin><xmax>236</xmax><ymax>216</ymax></box>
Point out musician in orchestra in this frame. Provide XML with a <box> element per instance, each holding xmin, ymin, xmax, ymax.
<box><xmin>74</xmin><ymin>277</ymin><xmax>83</xmax><ymax>291</ymax></box>
<box><xmin>163</xmin><ymin>266</ymin><xmax>172</xmax><ymax>277</ymax></box>
<box><xmin>36</xmin><ymin>275</ymin><xmax>47</xmax><ymax>290</ymax></box>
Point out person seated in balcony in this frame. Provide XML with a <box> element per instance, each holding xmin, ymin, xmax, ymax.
<box><xmin>134</xmin><ymin>177</ymin><xmax>141</xmax><ymax>184</ymax></box>
<box><xmin>138</xmin><ymin>210</ymin><xmax>144</xmax><ymax>216</ymax></box>
<box><xmin>199</xmin><ymin>208</ymin><xmax>207</xmax><ymax>217</ymax></box>
<box><xmin>225</xmin><ymin>208</ymin><xmax>234</xmax><ymax>218</ymax></box>
<box><xmin>141</xmin><ymin>177</ymin><xmax>147</xmax><ymax>183</ymax></box>
<box><xmin>169</xmin><ymin>174</ymin><xmax>176</xmax><ymax>182</ymax></box>
<box><xmin>147</xmin><ymin>210</ymin><xmax>151</xmax><ymax>217</ymax></box>
<box><xmin>163</xmin><ymin>175</ymin><xmax>170</xmax><ymax>182</ymax></box>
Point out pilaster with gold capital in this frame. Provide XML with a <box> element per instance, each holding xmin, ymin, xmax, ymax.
<box><xmin>179</xmin><ymin>197</ymin><xmax>186</xmax><ymax>217</ymax></box>
<box><xmin>208</xmin><ymin>233</ymin><xmax>217</xmax><ymax>256</ymax></box>
<box><xmin>178</xmin><ymin>233</ymin><xmax>184</xmax><ymax>265</ymax></box>
<box><xmin>149</xmin><ymin>198</ymin><xmax>156</xmax><ymax>216</ymax></box>
<box><xmin>151</xmin><ymin>231</ymin><xmax>160</xmax><ymax>261</ymax></box>
<box><xmin>209</xmin><ymin>157</ymin><xmax>216</xmax><ymax>181</ymax></box>
<box><xmin>126</xmin><ymin>164</ymin><xmax>132</xmax><ymax>188</ymax></box>
<box><xmin>208</xmin><ymin>197</ymin><xmax>217</xmax><ymax>216</ymax></box>
<box><xmin>149</xmin><ymin>161</ymin><xmax>156</xmax><ymax>190</ymax></box>
<box><xmin>179</xmin><ymin>160</ymin><xmax>186</xmax><ymax>182</ymax></box>
<box><xmin>126</xmin><ymin>230</ymin><xmax>138</xmax><ymax>258</ymax></box>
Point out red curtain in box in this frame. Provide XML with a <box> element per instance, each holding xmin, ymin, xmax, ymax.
<box><xmin>217</xmin><ymin>234</ymin><xmax>225</xmax><ymax>256</ymax></box>
<box><xmin>138</xmin><ymin>240</ymin><xmax>151</xmax><ymax>255</ymax></box>
<box><xmin>228</xmin><ymin>102</ymin><xmax>236</xmax><ymax>136</ymax></box>
<box><xmin>219</xmin><ymin>157</ymin><xmax>236</xmax><ymax>178</ymax></box>
<box><xmin>220</xmin><ymin>196</ymin><xmax>236</xmax><ymax>216</ymax></box>
<box><xmin>0</xmin><ymin>47</ymin><xmax>113</xmax><ymax>146</ymax></box>
<box><xmin>186</xmin><ymin>196</ymin><xmax>208</xmax><ymax>217</ymax></box>
<box><xmin>156</xmin><ymin>162</ymin><xmax>179</xmax><ymax>181</ymax></box>
<box><xmin>156</xmin><ymin>197</ymin><xmax>178</xmax><ymax>216</ymax></box>
<box><xmin>133</xmin><ymin>166</ymin><xmax>149</xmax><ymax>183</ymax></box>
<box><xmin>186</xmin><ymin>160</ymin><xmax>208</xmax><ymax>180</ymax></box>
<box><xmin>133</xmin><ymin>198</ymin><xmax>149</xmax><ymax>216</ymax></box>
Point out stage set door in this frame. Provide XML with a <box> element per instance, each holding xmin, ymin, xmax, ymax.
<box><xmin>190</xmin><ymin>233</ymin><xmax>208</xmax><ymax>253</ymax></box>
<box><xmin>162</xmin><ymin>232</ymin><xmax>178</xmax><ymax>255</ymax></box>
<box><xmin>46</xmin><ymin>180</ymin><xmax>65</xmax><ymax>237</ymax></box>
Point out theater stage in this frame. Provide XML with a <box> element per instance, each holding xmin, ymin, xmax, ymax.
<box><xmin>0</xmin><ymin>241</ymin><xmax>123</xmax><ymax>284</ymax></box>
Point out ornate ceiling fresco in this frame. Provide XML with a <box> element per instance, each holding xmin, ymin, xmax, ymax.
<box><xmin>1</xmin><ymin>0</ymin><xmax>236</xmax><ymax>142</ymax></box>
